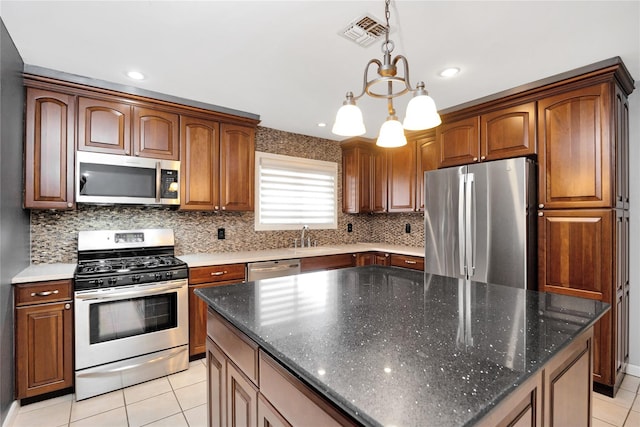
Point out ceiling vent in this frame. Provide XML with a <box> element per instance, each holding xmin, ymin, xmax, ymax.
<box><xmin>340</xmin><ymin>14</ymin><xmax>387</xmax><ymax>47</ymax></box>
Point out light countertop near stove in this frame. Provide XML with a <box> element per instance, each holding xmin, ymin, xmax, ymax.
<box><xmin>11</xmin><ymin>243</ymin><xmax>424</xmax><ymax>283</ymax></box>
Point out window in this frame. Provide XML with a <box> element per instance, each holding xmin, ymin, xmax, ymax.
<box><xmin>255</xmin><ymin>152</ymin><xmax>337</xmax><ymax>231</ymax></box>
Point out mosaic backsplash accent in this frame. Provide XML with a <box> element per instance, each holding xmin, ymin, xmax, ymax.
<box><xmin>30</xmin><ymin>126</ymin><xmax>425</xmax><ymax>264</ymax></box>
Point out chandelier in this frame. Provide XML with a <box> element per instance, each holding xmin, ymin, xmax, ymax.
<box><xmin>332</xmin><ymin>0</ymin><xmax>441</xmax><ymax>148</ymax></box>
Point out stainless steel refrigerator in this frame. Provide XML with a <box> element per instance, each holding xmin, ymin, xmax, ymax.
<box><xmin>424</xmin><ymin>157</ymin><xmax>536</xmax><ymax>289</ymax></box>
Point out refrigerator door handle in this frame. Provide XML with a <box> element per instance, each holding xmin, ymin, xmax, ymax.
<box><xmin>465</xmin><ymin>173</ymin><xmax>475</xmax><ymax>278</ymax></box>
<box><xmin>458</xmin><ymin>174</ymin><xmax>466</xmax><ymax>277</ymax></box>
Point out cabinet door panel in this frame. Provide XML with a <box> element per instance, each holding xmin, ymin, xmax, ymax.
<box><xmin>481</xmin><ymin>102</ymin><xmax>536</xmax><ymax>161</ymax></box>
<box><xmin>133</xmin><ymin>107</ymin><xmax>179</xmax><ymax>160</ymax></box>
<box><xmin>16</xmin><ymin>302</ymin><xmax>73</xmax><ymax>398</ymax></box>
<box><xmin>258</xmin><ymin>394</ymin><xmax>292</xmax><ymax>427</ymax></box>
<box><xmin>220</xmin><ymin>124</ymin><xmax>255</xmax><ymax>211</ymax></box>
<box><xmin>387</xmin><ymin>141</ymin><xmax>416</xmax><ymax>212</ymax></box>
<box><xmin>437</xmin><ymin>116</ymin><xmax>480</xmax><ymax>168</ymax></box>
<box><xmin>24</xmin><ymin>88</ymin><xmax>75</xmax><ymax>209</ymax></box>
<box><xmin>180</xmin><ymin>116</ymin><xmax>219</xmax><ymax>210</ymax></box>
<box><xmin>342</xmin><ymin>148</ymin><xmax>358</xmax><ymax>213</ymax></box>
<box><xmin>78</xmin><ymin>97</ymin><xmax>131</xmax><ymax>155</ymax></box>
<box><xmin>371</xmin><ymin>150</ymin><xmax>387</xmax><ymax>212</ymax></box>
<box><xmin>227</xmin><ymin>361</ymin><xmax>257</xmax><ymax>427</ymax></box>
<box><xmin>538</xmin><ymin>209</ymin><xmax>612</xmax><ymax>301</ymax></box>
<box><xmin>207</xmin><ymin>338</ymin><xmax>227</xmax><ymax>427</ymax></box>
<box><xmin>614</xmin><ymin>87</ymin><xmax>629</xmax><ymax>209</ymax></box>
<box><xmin>538</xmin><ymin>84</ymin><xmax>612</xmax><ymax>208</ymax></box>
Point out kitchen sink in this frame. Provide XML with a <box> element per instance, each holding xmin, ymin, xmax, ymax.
<box><xmin>286</xmin><ymin>247</ymin><xmax>338</xmax><ymax>255</ymax></box>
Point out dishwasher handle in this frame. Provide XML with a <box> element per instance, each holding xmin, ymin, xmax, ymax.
<box><xmin>249</xmin><ymin>263</ymin><xmax>300</xmax><ymax>273</ymax></box>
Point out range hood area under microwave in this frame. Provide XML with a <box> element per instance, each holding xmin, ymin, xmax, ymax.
<box><xmin>76</xmin><ymin>151</ymin><xmax>180</xmax><ymax>206</ymax></box>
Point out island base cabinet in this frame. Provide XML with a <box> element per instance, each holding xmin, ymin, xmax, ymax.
<box><xmin>258</xmin><ymin>394</ymin><xmax>292</xmax><ymax>427</ymax></box>
<box><xmin>478</xmin><ymin>327</ymin><xmax>593</xmax><ymax>427</ymax></box>
<box><xmin>206</xmin><ymin>338</ymin><xmax>226</xmax><ymax>427</ymax></box>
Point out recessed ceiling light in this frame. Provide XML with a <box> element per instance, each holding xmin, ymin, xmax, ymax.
<box><xmin>126</xmin><ymin>71</ymin><xmax>145</xmax><ymax>80</ymax></box>
<box><xmin>317</xmin><ymin>122</ymin><xmax>327</xmax><ymax>127</ymax></box>
<box><xmin>439</xmin><ymin>67</ymin><xmax>460</xmax><ymax>78</ymax></box>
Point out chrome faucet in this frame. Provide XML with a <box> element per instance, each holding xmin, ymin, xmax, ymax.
<box><xmin>300</xmin><ymin>225</ymin><xmax>309</xmax><ymax>248</ymax></box>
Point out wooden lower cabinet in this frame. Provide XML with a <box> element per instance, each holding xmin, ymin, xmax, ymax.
<box><xmin>538</xmin><ymin>208</ymin><xmax>623</xmax><ymax>394</ymax></box>
<box><xmin>355</xmin><ymin>251</ymin><xmax>389</xmax><ymax>266</ymax></box>
<box><xmin>258</xmin><ymin>394</ymin><xmax>292</xmax><ymax>427</ymax></box>
<box><xmin>227</xmin><ymin>359</ymin><xmax>258</xmax><ymax>427</ymax></box>
<box><xmin>14</xmin><ymin>280</ymin><xmax>73</xmax><ymax>399</ymax></box>
<box><xmin>189</xmin><ymin>264</ymin><xmax>246</xmax><ymax>358</ymax></box>
<box><xmin>300</xmin><ymin>254</ymin><xmax>356</xmax><ymax>272</ymax></box>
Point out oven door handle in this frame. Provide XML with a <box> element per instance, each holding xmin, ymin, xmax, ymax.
<box><xmin>75</xmin><ymin>283</ymin><xmax>185</xmax><ymax>301</ymax></box>
<box><xmin>76</xmin><ymin>347</ymin><xmax>186</xmax><ymax>377</ymax></box>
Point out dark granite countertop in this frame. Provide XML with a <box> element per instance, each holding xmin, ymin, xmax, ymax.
<box><xmin>195</xmin><ymin>266</ymin><xmax>609</xmax><ymax>426</ymax></box>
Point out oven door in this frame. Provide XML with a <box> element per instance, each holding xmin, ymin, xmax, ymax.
<box><xmin>74</xmin><ymin>279</ymin><xmax>188</xmax><ymax>370</ymax></box>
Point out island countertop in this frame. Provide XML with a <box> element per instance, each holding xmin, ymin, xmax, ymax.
<box><xmin>195</xmin><ymin>266</ymin><xmax>609</xmax><ymax>426</ymax></box>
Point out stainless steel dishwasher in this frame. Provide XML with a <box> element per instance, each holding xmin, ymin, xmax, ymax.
<box><xmin>247</xmin><ymin>259</ymin><xmax>301</xmax><ymax>281</ymax></box>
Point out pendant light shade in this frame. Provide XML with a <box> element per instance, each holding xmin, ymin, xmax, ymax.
<box><xmin>376</xmin><ymin>117</ymin><xmax>407</xmax><ymax>148</ymax></box>
<box><xmin>332</xmin><ymin>93</ymin><xmax>366</xmax><ymax>136</ymax></box>
<box><xmin>403</xmin><ymin>91</ymin><xmax>442</xmax><ymax>130</ymax></box>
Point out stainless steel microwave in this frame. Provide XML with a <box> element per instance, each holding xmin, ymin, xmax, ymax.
<box><xmin>76</xmin><ymin>151</ymin><xmax>180</xmax><ymax>206</ymax></box>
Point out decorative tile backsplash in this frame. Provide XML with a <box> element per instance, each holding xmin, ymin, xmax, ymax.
<box><xmin>30</xmin><ymin>126</ymin><xmax>424</xmax><ymax>264</ymax></box>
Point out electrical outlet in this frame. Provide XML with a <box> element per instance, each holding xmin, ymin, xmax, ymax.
<box><xmin>347</xmin><ymin>223</ymin><xmax>353</xmax><ymax>232</ymax></box>
<box><xmin>405</xmin><ymin>223</ymin><xmax>411</xmax><ymax>233</ymax></box>
<box><xmin>217</xmin><ymin>228</ymin><xmax>225</xmax><ymax>239</ymax></box>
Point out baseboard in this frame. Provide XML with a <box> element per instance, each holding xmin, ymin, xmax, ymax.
<box><xmin>626</xmin><ymin>363</ymin><xmax>640</xmax><ymax>377</ymax></box>
<box><xmin>2</xmin><ymin>400</ymin><xmax>19</xmax><ymax>427</ymax></box>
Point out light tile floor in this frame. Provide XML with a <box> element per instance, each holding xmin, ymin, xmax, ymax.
<box><xmin>12</xmin><ymin>359</ymin><xmax>207</xmax><ymax>427</ymax></box>
<box><xmin>11</xmin><ymin>363</ymin><xmax>640</xmax><ymax>427</ymax></box>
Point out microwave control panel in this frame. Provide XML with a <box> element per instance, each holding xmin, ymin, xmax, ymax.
<box><xmin>160</xmin><ymin>170</ymin><xmax>179</xmax><ymax>199</ymax></box>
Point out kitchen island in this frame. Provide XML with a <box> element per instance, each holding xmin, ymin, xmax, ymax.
<box><xmin>195</xmin><ymin>266</ymin><xmax>609</xmax><ymax>426</ymax></box>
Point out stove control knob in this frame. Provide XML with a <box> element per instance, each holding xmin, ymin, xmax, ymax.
<box><xmin>166</xmin><ymin>271</ymin><xmax>174</xmax><ymax>279</ymax></box>
<box><xmin>108</xmin><ymin>277</ymin><xmax>117</xmax><ymax>285</ymax></box>
<box><xmin>97</xmin><ymin>279</ymin><xmax>104</xmax><ymax>286</ymax></box>
<box><xmin>132</xmin><ymin>275</ymin><xmax>141</xmax><ymax>282</ymax></box>
<box><xmin>154</xmin><ymin>272</ymin><xmax>163</xmax><ymax>280</ymax></box>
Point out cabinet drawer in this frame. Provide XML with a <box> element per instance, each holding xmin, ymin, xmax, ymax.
<box><xmin>259</xmin><ymin>350</ymin><xmax>357</xmax><ymax>427</ymax></box>
<box><xmin>300</xmin><ymin>254</ymin><xmax>356</xmax><ymax>272</ymax></box>
<box><xmin>207</xmin><ymin>309</ymin><xmax>258</xmax><ymax>385</ymax></box>
<box><xmin>390</xmin><ymin>254</ymin><xmax>424</xmax><ymax>271</ymax></box>
<box><xmin>15</xmin><ymin>280</ymin><xmax>72</xmax><ymax>306</ymax></box>
<box><xmin>190</xmin><ymin>264</ymin><xmax>245</xmax><ymax>285</ymax></box>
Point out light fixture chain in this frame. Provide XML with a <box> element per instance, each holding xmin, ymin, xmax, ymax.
<box><xmin>384</xmin><ymin>0</ymin><xmax>391</xmax><ymax>44</ymax></box>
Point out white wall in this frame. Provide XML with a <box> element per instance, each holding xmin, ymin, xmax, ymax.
<box><xmin>627</xmin><ymin>84</ymin><xmax>640</xmax><ymax>376</ymax></box>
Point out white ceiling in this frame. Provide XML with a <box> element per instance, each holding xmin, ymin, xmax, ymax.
<box><xmin>1</xmin><ymin>1</ymin><xmax>639</xmax><ymax>141</ymax></box>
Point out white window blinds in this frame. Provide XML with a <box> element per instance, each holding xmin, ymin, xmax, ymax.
<box><xmin>255</xmin><ymin>152</ymin><xmax>337</xmax><ymax>230</ymax></box>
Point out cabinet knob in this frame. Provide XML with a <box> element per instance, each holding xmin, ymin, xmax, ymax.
<box><xmin>125</xmin><ymin>150</ymin><xmax>130</xmax><ymax>155</ymax></box>
<box><xmin>538</xmin><ymin>212</ymin><xmax>544</xmax><ymax>217</ymax></box>
<box><xmin>67</xmin><ymin>202</ymin><xmax>73</xmax><ymax>208</ymax></box>
<box><xmin>134</xmin><ymin>152</ymin><xmax>140</xmax><ymax>156</ymax></box>
<box><xmin>64</xmin><ymin>303</ymin><xmax>71</xmax><ymax>310</ymax></box>
<box><xmin>480</xmin><ymin>156</ymin><xmax>486</xmax><ymax>160</ymax></box>
<box><xmin>214</xmin><ymin>206</ymin><xmax>219</xmax><ymax>210</ymax></box>
<box><xmin>473</xmin><ymin>157</ymin><xmax>478</xmax><ymax>162</ymax></box>
<box><xmin>221</xmin><ymin>206</ymin><xmax>226</xmax><ymax>210</ymax></box>
<box><xmin>538</xmin><ymin>204</ymin><xmax>544</xmax><ymax>209</ymax></box>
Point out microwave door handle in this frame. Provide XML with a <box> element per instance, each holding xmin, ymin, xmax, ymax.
<box><xmin>155</xmin><ymin>162</ymin><xmax>161</xmax><ymax>203</ymax></box>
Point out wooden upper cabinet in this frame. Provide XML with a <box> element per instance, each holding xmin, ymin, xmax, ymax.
<box><xmin>220</xmin><ymin>123</ymin><xmax>255</xmax><ymax>211</ymax></box>
<box><xmin>438</xmin><ymin>102</ymin><xmax>535</xmax><ymax>169</ymax></box>
<box><xmin>180</xmin><ymin>116</ymin><xmax>219</xmax><ymax>210</ymax></box>
<box><xmin>437</xmin><ymin>116</ymin><xmax>480</xmax><ymax>168</ymax></box>
<box><xmin>387</xmin><ymin>140</ymin><xmax>416</xmax><ymax>212</ymax></box>
<box><xmin>341</xmin><ymin>138</ymin><xmax>385</xmax><ymax>213</ymax></box>
<box><xmin>133</xmin><ymin>107</ymin><xmax>180</xmax><ymax>160</ymax></box>
<box><xmin>538</xmin><ymin>83</ymin><xmax>612</xmax><ymax>209</ymax></box>
<box><xmin>481</xmin><ymin>101</ymin><xmax>536</xmax><ymax>161</ymax></box>
<box><xmin>77</xmin><ymin>97</ymin><xmax>131</xmax><ymax>155</ymax></box>
<box><xmin>24</xmin><ymin>88</ymin><xmax>75</xmax><ymax>210</ymax></box>
<box><xmin>414</xmin><ymin>130</ymin><xmax>437</xmax><ymax>211</ymax></box>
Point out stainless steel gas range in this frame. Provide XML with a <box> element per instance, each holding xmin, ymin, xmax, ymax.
<box><xmin>73</xmin><ymin>228</ymin><xmax>189</xmax><ymax>400</ymax></box>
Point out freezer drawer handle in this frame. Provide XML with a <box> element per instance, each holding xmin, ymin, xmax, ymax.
<box><xmin>31</xmin><ymin>290</ymin><xmax>59</xmax><ymax>297</ymax></box>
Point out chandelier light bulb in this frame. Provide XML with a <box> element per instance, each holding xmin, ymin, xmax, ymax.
<box><xmin>403</xmin><ymin>93</ymin><xmax>442</xmax><ymax>130</ymax></box>
<box><xmin>332</xmin><ymin>93</ymin><xmax>366</xmax><ymax>136</ymax></box>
